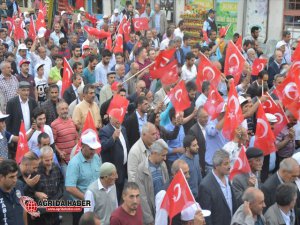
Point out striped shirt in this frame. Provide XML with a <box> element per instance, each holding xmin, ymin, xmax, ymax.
<box><xmin>51</xmin><ymin>117</ymin><xmax>78</xmax><ymax>162</ymax></box>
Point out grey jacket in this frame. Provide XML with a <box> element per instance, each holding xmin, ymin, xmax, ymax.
<box><xmin>150</xmin><ymin>11</ymin><xmax>168</xmax><ymax>35</ymax></box>
<box><xmin>136</xmin><ymin>159</ymin><xmax>169</xmax><ymax>225</ymax></box>
<box><xmin>231</xmin><ymin>204</ymin><xmax>266</xmax><ymax>225</ymax></box>
<box><xmin>265</xmin><ymin>203</ymin><xmax>295</xmax><ymax>225</ymax></box>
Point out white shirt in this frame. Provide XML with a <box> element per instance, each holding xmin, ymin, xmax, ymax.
<box><xmin>26</xmin><ymin>125</ymin><xmax>54</xmax><ymax>153</ymax></box>
<box><xmin>284</xmin><ymin>40</ymin><xmax>292</xmax><ymax>64</ymax></box>
<box><xmin>30</xmin><ymin>53</ymin><xmax>52</xmax><ymax>80</ymax></box>
<box><xmin>72</xmin><ymin>84</ymin><xmax>78</xmax><ymax>98</ymax></box>
<box><xmin>195</xmin><ymin>93</ymin><xmax>207</xmax><ymax>109</ymax></box>
<box><xmin>199</xmin><ymin>123</ymin><xmax>206</xmax><ymax>140</ymax></box>
<box><xmin>223</xmin><ymin>141</ymin><xmax>240</xmax><ymax>168</ymax></box>
<box><xmin>160</xmin><ymin>38</ymin><xmax>170</xmax><ymax>50</ymax></box>
<box><xmin>50</xmin><ymin>31</ymin><xmax>65</xmax><ymax>47</ymax></box>
<box><xmin>279</xmin><ymin>208</ymin><xmax>293</xmax><ymax>225</ymax></box>
<box><xmin>112</xmin><ymin>125</ymin><xmax>128</xmax><ymax>165</ymax></box>
<box><xmin>174</xmin><ymin>27</ymin><xmax>184</xmax><ymax>39</ymax></box>
<box><xmin>84</xmin><ymin>178</ymin><xmax>118</xmax><ymax>213</ymax></box>
<box><xmin>181</xmin><ymin>64</ymin><xmax>197</xmax><ymax>82</ymax></box>
<box><xmin>19</xmin><ymin>96</ymin><xmax>30</xmax><ymax>131</ymax></box>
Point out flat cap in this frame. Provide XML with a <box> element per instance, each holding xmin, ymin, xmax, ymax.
<box><xmin>246</xmin><ymin>147</ymin><xmax>264</xmax><ymax>159</ymax></box>
<box><xmin>19</xmin><ymin>81</ymin><xmax>31</xmax><ymax>89</ymax></box>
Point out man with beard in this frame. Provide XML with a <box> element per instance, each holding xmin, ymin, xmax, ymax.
<box><xmin>95</xmin><ymin>50</ymin><xmax>113</xmax><ymax>88</ymax></box>
<box><xmin>180</xmin><ymin>135</ymin><xmax>202</xmax><ymax>200</ymax></box>
<box><xmin>68</xmin><ymin>45</ymin><xmax>84</xmax><ymax>69</ymax></box>
<box><xmin>41</xmin><ymin>84</ymin><xmax>61</xmax><ymax>125</ymax></box>
<box><xmin>30</xmin><ymin>146</ymin><xmax>64</xmax><ymax>225</ymax></box>
<box><xmin>51</xmin><ymin>101</ymin><xmax>78</xmax><ymax>177</ymax></box>
<box><xmin>83</xmin><ymin>55</ymin><xmax>99</xmax><ymax>86</ymax></box>
<box><xmin>17</xmin><ymin>60</ymin><xmax>36</xmax><ymax>100</ymax></box>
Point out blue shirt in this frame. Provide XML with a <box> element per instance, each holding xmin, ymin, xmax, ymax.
<box><xmin>181</xmin><ymin>46</ymin><xmax>191</xmax><ymax>59</ymax></box>
<box><xmin>155</xmin><ymin>13</ymin><xmax>161</xmax><ymax>33</ymax></box>
<box><xmin>180</xmin><ymin>154</ymin><xmax>202</xmax><ymax>198</ymax></box>
<box><xmin>212</xmin><ymin>170</ymin><xmax>233</xmax><ymax>215</ymax></box>
<box><xmin>205</xmin><ymin>119</ymin><xmax>228</xmax><ymax>165</ymax></box>
<box><xmin>65</xmin><ymin>151</ymin><xmax>101</xmax><ymax>199</ymax></box>
<box><xmin>165</xmin><ymin>122</ymin><xmax>185</xmax><ymax>162</ymax></box>
<box><xmin>148</xmin><ymin>160</ymin><xmax>164</xmax><ymax>196</ymax></box>
<box><xmin>83</xmin><ymin>67</ymin><xmax>96</xmax><ymax>84</ymax></box>
<box><xmin>136</xmin><ymin>111</ymin><xmax>147</xmax><ymax>135</ymax></box>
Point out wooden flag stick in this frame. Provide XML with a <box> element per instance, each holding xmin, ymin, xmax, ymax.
<box><xmin>122</xmin><ymin>61</ymin><xmax>155</xmax><ymax>84</ymax></box>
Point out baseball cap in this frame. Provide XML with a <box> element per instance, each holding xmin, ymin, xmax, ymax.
<box><xmin>238</xmin><ymin>96</ymin><xmax>248</xmax><ymax>105</ymax></box>
<box><xmin>276</xmin><ymin>40</ymin><xmax>286</xmax><ymax>49</ymax></box>
<box><xmin>114</xmin><ymin>9</ymin><xmax>119</xmax><ymax>14</ymax></box>
<box><xmin>34</xmin><ymin>63</ymin><xmax>44</xmax><ymax>72</ymax></box>
<box><xmin>81</xmin><ymin>130</ymin><xmax>101</xmax><ymax>149</ymax></box>
<box><xmin>265</xmin><ymin>113</ymin><xmax>278</xmax><ymax>123</ymax></box>
<box><xmin>0</xmin><ymin>111</ymin><xmax>9</xmax><ymax>120</ymax></box>
<box><xmin>18</xmin><ymin>43</ymin><xmax>28</xmax><ymax>50</ymax></box>
<box><xmin>83</xmin><ymin>45</ymin><xmax>90</xmax><ymax>50</ymax></box>
<box><xmin>19</xmin><ymin>59</ymin><xmax>30</xmax><ymax>67</ymax></box>
<box><xmin>61</xmin><ymin>11</ymin><xmax>66</xmax><ymax>16</ymax></box>
<box><xmin>208</xmin><ymin>9</ymin><xmax>215</xmax><ymax>14</ymax></box>
<box><xmin>79</xmin><ymin>7</ymin><xmax>85</xmax><ymax>12</ymax></box>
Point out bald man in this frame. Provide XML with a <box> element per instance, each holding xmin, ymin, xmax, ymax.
<box><xmin>231</xmin><ymin>187</ymin><xmax>266</xmax><ymax>225</ymax></box>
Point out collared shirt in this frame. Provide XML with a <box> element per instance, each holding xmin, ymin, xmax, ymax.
<box><xmin>223</xmin><ymin>141</ymin><xmax>240</xmax><ymax>168</ymax></box>
<box><xmin>84</xmin><ymin>178</ymin><xmax>118</xmax><ymax>213</ymax></box>
<box><xmin>50</xmin><ymin>31</ymin><xmax>65</xmax><ymax>46</ymax></box>
<box><xmin>136</xmin><ymin>111</ymin><xmax>147</xmax><ymax>135</ymax></box>
<box><xmin>276</xmin><ymin>126</ymin><xmax>295</xmax><ymax>158</ymax></box>
<box><xmin>284</xmin><ymin>41</ymin><xmax>292</xmax><ymax>64</ymax></box>
<box><xmin>174</xmin><ymin>27</ymin><xmax>184</xmax><ymax>39</ymax></box>
<box><xmin>148</xmin><ymin>160</ymin><xmax>164</xmax><ymax>196</ymax></box>
<box><xmin>279</xmin><ymin>208</ymin><xmax>294</xmax><ymax>225</ymax></box>
<box><xmin>30</xmin><ymin>52</ymin><xmax>52</xmax><ymax>81</ymax></box>
<box><xmin>94</xmin><ymin>61</ymin><xmax>110</xmax><ymax>86</ymax></box>
<box><xmin>199</xmin><ymin>123</ymin><xmax>206</xmax><ymax>140</ymax></box>
<box><xmin>155</xmin><ymin>13</ymin><xmax>161</xmax><ymax>33</ymax></box>
<box><xmin>165</xmin><ymin>122</ymin><xmax>185</xmax><ymax>162</ymax></box>
<box><xmin>115</xmin><ymin>74</ymin><xmax>128</xmax><ymax>92</ymax></box>
<box><xmin>203</xmin><ymin>17</ymin><xmax>214</xmax><ymax>32</ymax></box>
<box><xmin>0</xmin><ymin>74</ymin><xmax>18</xmax><ymax>110</ymax></box>
<box><xmin>212</xmin><ymin>170</ymin><xmax>233</xmax><ymax>215</ymax></box>
<box><xmin>112</xmin><ymin>125</ymin><xmax>128</xmax><ymax>165</ymax></box>
<box><xmin>195</xmin><ymin>93</ymin><xmax>207</xmax><ymax>109</ymax></box>
<box><xmin>72</xmin><ymin>84</ymin><xmax>78</xmax><ymax>98</ymax></box>
<box><xmin>65</xmin><ymin>151</ymin><xmax>101</xmax><ymax>199</ymax></box>
<box><xmin>19</xmin><ymin>96</ymin><xmax>30</xmax><ymax>131</ymax></box>
<box><xmin>181</xmin><ymin>64</ymin><xmax>197</xmax><ymax>82</ymax></box>
<box><xmin>160</xmin><ymin>38</ymin><xmax>169</xmax><ymax>50</ymax></box>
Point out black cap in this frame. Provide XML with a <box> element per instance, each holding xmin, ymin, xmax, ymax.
<box><xmin>106</xmin><ymin>71</ymin><xmax>116</xmax><ymax>77</ymax></box>
<box><xmin>208</xmin><ymin>9</ymin><xmax>215</xmax><ymax>14</ymax></box>
<box><xmin>246</xmin><ymin>147</ymin><xmax>264</xmax><ymax>159</ymax></box>
<box><xmin>19</xmin><ymin>81</ymin><xmax>31</xmax><ymax>89</ymax></box>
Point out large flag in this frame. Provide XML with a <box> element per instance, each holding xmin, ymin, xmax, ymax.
<box><xmin>222</xmin><ymin>81</ymin><xmax>244</xmax><ymax>140</ymax></box>
<box><xmin>6</xmin><ymin>17</ymin><xmax>14</xmax><ymax>35</ymax></box>
<box><xmin>150</xmin><ymin>60</ymin><xmax>178</xmax><ymax>86</ymax></box>
<box><xmin>107</xmin><ymin>94</ymin><xmax>129</xmax><ymax>123</ymax></box>
<box><xmin>204</xmin><ymin>85</ymin><xmax>224</xmax><ymax>120</ymax></box>
<box><xmin>254</xmin><ymin>104</ymin><xmax>277</xmax><ymax>156</ymax></box>
<box><xmin>16</xmin><ymin>121</ymin><xmax>29</xmax><ymax>164</ymax></box>
<box><xmin>84</xmin><ymin>26</ymin><xmax>111</xmax><ymax>39</ymax></box>
<box><xmin>160</xmin><ymin>169</ymin><xmax>195</xmax><ymax>220</ymax></box>
<box><xmin>229</xmin><ymin>145</ymin><xmax>251</xmax><ymax>180</ymax></box>
<box><xmin>132</xmin><ymin>18</ymin><xmax>149</xmax><ymax>31</ymax></box>
<box><xmin>113</xmin><ymin>34</ymin><xmax>124</xmax><ymax>54</ymax></box>
<box><xmin>85</xmin><ymin>12</ymin><xmax>97</xmax><ymax>25</ymax></box>
<box><xmin>118</xmin><ymin>17</ymin><xmax>131</xmax><ymax>42</ymax></box>
<box><xmin>28</xmin><ymin>16</ymin><xmax>36</xmax><ymax>41</ymax></box>
<box><xmin>252</xmin><ymin>58</ymin><xmax>268</xmax><ymax>76</ymax></box>
<box><xmin>13</xmin><ymin>18</ymin><xmax>25</xmax><ymax>42</ymax></box>
<box><xmin>105</xmin><ymin>35</ymin><xmax>112</xmax><ymax>51</ymax></box>
<box><xmin>196</xmin><ymin>52</ymin><xmax>221</xmax><ymax>92</ymax></box>
<box><xmin>61</xmin><ymin>57</ymin><xmax>73</xmax><ymax>96</ymax></box>
<box><xmin>224</xmin><ymin>40</ymin><xmax>246</xmax><ymax>84</ymax></box>
<box><xmin>168</xmin><ymin>80</ymin><xmax>191</xmax><ymax>113</ymax></box>
<box><xmin>36</xmin><ymin>2</ymin><xmax>46</xmax><ymax>32</ymax></box>
<box><xmin>149</xmin><ymin>48</ymin><xmax>176</xmax><ymax>78</ymax></box>
<box><xmin>74</xmin><ymin>111</ymin><xmax>101</xmax><ymax>155</ymax></box>
<box><xmin>219</xmin><ymin>24</ymin><xmax>231</xmax><ymax>38</ymax></box>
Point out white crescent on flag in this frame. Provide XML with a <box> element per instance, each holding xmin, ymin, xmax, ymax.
<box><xmin>173</xmin><ymin>184</ymin><xmax>181</xmax><ymax>202</ymax></box>
<box><xmin>228</xmin><ymin>95</ymin><xmax>240</xmax><ymax>114</ymax></box>
<box><xmin>284</xmin><ymin>82</ymin><xmax>298</xmax><ymax>100</ymax></box>
<box><xmin>203</xmin><ymin>66</ymin><xmax>216</xmax><ymax>80</ymax></box>
<box><xmin>257</xmin><ymin>118</ymin><xmax>268</xmax><ymax>138</ymax></box>
<box><xmin>174</xmin><ymin>89</ymin><xmax>182</xmax><ymax>102</ymax></box>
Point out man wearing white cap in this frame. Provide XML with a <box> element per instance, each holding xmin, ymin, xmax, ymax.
<box><xmin>275</xmin><ymin>40</ymin><xmax>287</xmax><ymax>64</ymax></box>
<box><xmin>65</xmin><ymin>129</ymin><xmax>102</xmax><ymax>225</ymax></box>
<box><xmin>110</xmin><ymin>9</ymin><xmax>121</xmax><ymax>25</ymax></box>
<box><xmin>84</xmin><ymin>162</ymin><xmax>118</xmax><ymax>225</ymax></box>
<box><xmin>16</xmin><ymin>43</ymin><xmax>33</xmax><ymax>75</ymax></box>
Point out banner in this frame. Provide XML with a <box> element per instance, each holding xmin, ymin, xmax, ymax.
<box><xmin>216</xmin><ymin>0</ymin><xmax>238</xmax><ymax>40</ymax></box>
<box><xmin>185</xmin><ymin>0</ymin><xmax>214</xmax><ymax>11</ymax></box>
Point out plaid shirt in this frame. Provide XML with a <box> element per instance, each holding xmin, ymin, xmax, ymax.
<box><xmin>0</xmin><ymin>74</ymin><xmax>18</xmax><ymax>111</ymax></box>
<box><xmin>41</xmin><ymin>99</ymin><xmax>61</xmax><ymax>125</ymax></box>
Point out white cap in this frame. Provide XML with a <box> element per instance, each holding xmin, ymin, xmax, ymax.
<box><xmin>103</xmin><ymin>15</ymin><xmax>109</xmax><ymax>19</ymax></box>
<box><xmin>79</xmin><ymin>7</ymin><xmax>85</xmax><ymax>12</ymax></box>
<box><xmin>238</xmin><ymin>96</ymin><xmax>248</xmax><ymax>105</ymax></box>
<box><xmin>292</xmin><ymin>152</ymin><xmax>300</xmax><ymax>165</ymax></box>
<box><xmin>81</xmin><ymin>130</ymin><xmax>101</xmax><ymax>149</ymax></box>
<box><xmin>265</xmin><ymin>113</ymin><xmax>278</xmax><ymax>123</ymax></box>
<box><xmin>61</xmin><ymin>11</ymin><xmax>66</xmax><ymax>16</ymax></box>
<box><xmin>18</xmin><ymin>43</ymin><xmax>28</xmax><ymax>50</ymax></box>
<box><xmin>276</xmin><ymin>40</ymin><xmax>286</xmax><ymax>49</ymax></box>
<box><xmin>0</xmin><ymin>111</ymin><xmax>9</xmax><ymax>120</ymax></box>
<box><xmin>181</xmin><ymin>203</ymin><xmax>200</xmax><ymax>221</ymax></box>
<box><xmin>24</xmin><ymin>11</ymin><xmax>29</xmax><ymax>16</ymax></box>
<box><xmin>114</xmin><ymin>9</ymin><xmax>119</xmax><ymax>14</ymax></box>
<box><xmin>37</xmin><ymin>27</ymin><xmax>47</xmax><ymax>38</ymax></box>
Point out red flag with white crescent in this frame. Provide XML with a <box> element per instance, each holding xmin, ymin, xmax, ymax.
<box><xmin>204</xmin><ymin>85</ymin><xmax>224</xmax><ymax>120</ymax></box>
<box><xmin>168</xmin><ymin>80</ymin><xmax>191</xmax><ymax>113</ymax></box>
<box><xmin>132</xmin><ymin>18</ymin><xmax>149</xmax><ymax>31</ymax></box>
<box><xmin>107</xmin><ymin>94</ymin><xmax>129</xmax><ymax>124</ymax></box>
<box><xmin>118</xmin><ymin>17</ymin><xmax>131</xmax><ymax>42</ymax></box>
<box><xmin>61</xmin><ymin>57</ymin><xmax>73</xmax><ymax>96</ymax></box>
<box><xmin>160</xmin><ymin>169</ymin><xmax>195</xmax><ymax>220</ymax></box>
<box><xmin>28</xmin><ymin>16</ymin><xmax>36</xmax><ymax>41</ymax></box>
<box><xmin>16</xmin><ymin>121</ymin><xmax>29</xmax><ymax>164</ymax></box>
<box><xmin>252</xmin><ymin>58</ymin><xmax>267</xmax><ymax>76</ymax></box>
<box><xmin>254</xmin><ymin>104</ymin><xmax>277</xmax><ymax>156</ymax></box>
<box><xmin>229</xmin><ymin>145</ymin><xmax>251</xmax><ymax>180</ymax></box>
<box><xmin>113</xmin><ymin>34</ymin><xmax>124</xmax><ymax>54</ymax></box>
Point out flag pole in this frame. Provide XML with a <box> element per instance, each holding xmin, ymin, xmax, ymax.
<box><xmin>122</xmin><ymin>61</ymin><xmax>155</xmax><ymax>84</ymax></box>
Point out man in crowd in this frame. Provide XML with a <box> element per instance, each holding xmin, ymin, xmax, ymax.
<box><xmin>41</xmin><ymin>84</ymin><xmax>61</xmax><ymax>125</ymax></box>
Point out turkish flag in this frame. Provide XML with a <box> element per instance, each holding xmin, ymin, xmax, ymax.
<box><xmin>6</xmin><ymin>17</ymin><xmax>13</xmax><ymax>35</ymax></box>
<box><xmin>262</xmin><ymin>94</ymin><xmax>288</xmax><ymax>136</ymax></box>
<box><xmin>196</xmin><ymin>52</ymin><xmax>221</xmax><ymax>92</ymax></box>
<box><xmin>13</xmin><ymin>19</ymin><xmax>25</xmax><ymax>42</ymax></box>
<box><xmin>202</xmin><ymin>29</ymin><xmax>209</xmax><ymax>42</ymax></box>
<box><xmin>292</xmin><ymin>42</ymin><xmax>300</xmax><ymax>62</ymax></box>
<box><xmin>85</xmin><ymin>12</ymin><xmax>97</xmax><ymax>25</ymax></box>
<box><xmin>168</xmin><ymin>80</ymin><xmax>191</xmax><ymax>113</ymax></box>
<box><xmin>107</xmin><ymin>94</ymin><xmax>129</xmax><ymax>124</ymax></box>
<box><xmin>39</xmin><ymin>1</ymin><xmax>47</xmax><ymax>16</ymax></box>
<box><xmin>229</xmin><ymin>145</ymin><xmax>251</xmax><ymax>180</ymax></box>
<box><xmin>36</xmin><ymin>8</ymin><xmax>46</xmax><ymax>32</ymax></box>
<box><xmin>74</xmin><ymin>111</ymin><xmax>101</xmax><ymax>155</ymax></box>
<box><xmin>254</xmin><ymin>104</ymin><xmax>277</xmax><ymax>156</ymax></box>
<box><xmin>252</xmin><ymin>58</ymin><xmax>268</xmax><ymax>76</ymax></box>
<box><xmin>132</xmin><ymin>18</ymin><xmax>149</xmax><ymax>31</ymax></box>
<box><xmin>113</xmin><ymin>34</ymin><xmax>124</xmax><ymax>54</ymax></box>
<box><xmin>118</xmin><ymin>17</ymin><xmax>131</xmax><ymax>42</ymax></box>
<box><xmin>76</xmin><ymin>0</ymin><xmax>84</xmax><ymax>9</ymax></box>
<box><xmin>219</xmin><ymin>24</ymin><xmax>230</xmax><ymax>38</ymax></box>
<box><xmin>204</xmin><ymin>85</ymin><xmax>224</xmax><ymax>120</ymax></box>
<box><xmin>235</xmin><ymin>35</ymin><xmax>242</xmax><ymax>50</ymax></box>
<box><xmin>160</xmin><ymin>170</ymin><xmax>195</xmax><ymax>220</ymax></box>
<box><xmin>61</xmin><ymin>58</ymin><xmax>73</xmax><ymax>96</ymax></box>
<box><xmin>105</xmin><ymin>35</ymin><xmax>112</xmax><ymax>51</ymax></box>
<box><xmin>28</xmin><ymin>16</ymin><xmax>36</xmax><ymax>41</ymax></box>
<box><xmin>84</xmin><ymin>26</ymin><xmax>110</xmax><ymax>39</ymax></box>
<box><xmin>224</xmin><ymin>40</ymin><xmax>246</xmax><ymax>84</ymax></box>
<box><xmin>149</xmin><ymin>48</ymin><xmax>176</xmax><ymax>78</ymax></box>
<box><xmin>16</xmin><ymin>121</ymin><xmax>29</xmax><ymax>164</ymax></box>
<box><xmin>222</xmin><ymin>81</ymin><xmax>244</xmax><ymax>140</ymax></box>
<box><xmin>149</xmin><ymin>60</ymin><xmax>178</xmax><ymax>85</ymax></box>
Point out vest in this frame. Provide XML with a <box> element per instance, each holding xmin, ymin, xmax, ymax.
<box><xmin>88</xmin><ymin>180</ymin><xmax>118</xmax><ymax>225</ymax></box>
<box><xmin>206</xmin><ymin>18</ymin><xmax>217</xmax><ymax>32</ymax></box>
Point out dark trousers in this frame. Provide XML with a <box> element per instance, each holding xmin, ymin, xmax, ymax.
<box><xmin>261</xmin><ymin>155</ymin><xmax>270</xmax><ymax>183</ymax></box>
<box><xmin>274</xmin><ymin>154</ymin><xmax>286</xmax><ymax>172</ymax></box>
<box><xmin>72</xmin><ymin>210</ymin><xmax>83</xmax><ymax>225</ymax></box>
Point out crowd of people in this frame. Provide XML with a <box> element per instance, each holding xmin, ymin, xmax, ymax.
<box><xmin>0</xmin><ymin>0</ymin><xmax>299</xmax><ymax>225</ymax></box>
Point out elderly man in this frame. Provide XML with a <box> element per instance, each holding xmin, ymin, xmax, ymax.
<box><xmin>125</xmin><ymin>62</ymin><xmax>139</xmax><ymax>96</ymax></box>
<box><xmin>262</xmin><ymin>158</ymin><xmax>299</xmax><ymax>210</ymax></box>
<box><xmin>128</xmin><ymin>122</ymin><xmax>157</xmax><ymax>182</ymax></box>
<box><xmin>85</xmin><ymin>162</ymin><xmax>118</xmax><ymax>225</ymax></box>
<box><xmin>136</xmin><ymin>139</ymin><xmax>169</xmax><ymax>225</ymax></box>
<box><xmin>150</xmin><ymin>3</ymin><xmax>167</xmax><ymax>41</ymax></box>
<box><xmin>115</xmin><ymin>64</ymin><xmax>128</xmax><ymax>92</ymax></box>
<box><xmin>231</xmin><ymin>187</ymin><xmax>266</xmax><ymax>225</ymax></box>
<box><xmin>65</xmin><ymin>130</ymin><xmax>102</xmax><ymax>225</ymax></box>
<box><xmin>99</xmin><ymin>72</ymin><xmax>116</xmax><ymax>108</ymax></box>
<box><xmin>199</xmin><ymin>150</ymin><xmax>237</xmax><ymax>225</ymax></box>
<box><xmin>232</xmin><ymin>147</ymin><xmax>264</xmax><ymax>207</ymax></box>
